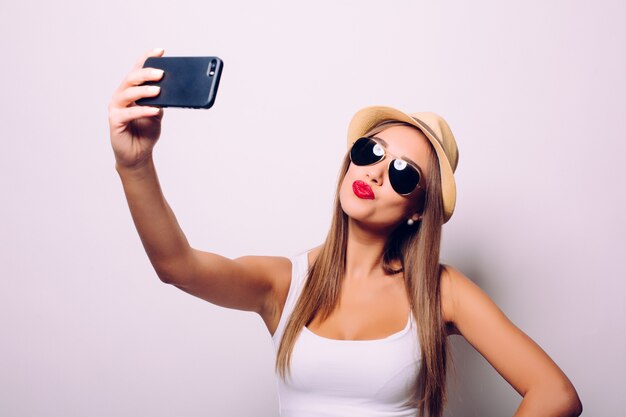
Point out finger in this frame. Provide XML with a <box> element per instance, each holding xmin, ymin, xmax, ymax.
<box><xmin>132</xmin><ymin>47</ymin><xmax>165</xmax><ymax>72</ymax></box>
<box><xmin>116</xmin><ymin>48</ymin><xmax>165</xmax><ymax>91</ymax></box>
<box><xmin>109</xmin><ymin>105</ymin><xmax>162</xmax><ymax>127</ymax></box>
<box><xmin>124</xmin><ymin>66</ymin><xmax>165</xmax><ymax>88</ymax></box>
<box><xmin>114</xmin><ymin>67</ymin><xmax>164</xmax><ymax>97</ymax></box>
<box><xmin>112</xmin><ymin>85</ymin><xmax>161</xmax><ymax>108</ymax></box>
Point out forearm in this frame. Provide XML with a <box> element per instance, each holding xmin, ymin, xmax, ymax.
<box><xmin>116</xmin><ymin>156</ymin><xmax>191</xmax><ymax>280</ymax></box>
<box><xmin>513</xmin><ymin>387</ymin><xmax>582</xmax><ymax>417</ymax></box>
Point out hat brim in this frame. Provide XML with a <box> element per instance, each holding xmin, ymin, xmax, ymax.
<box><xmin>347</xmin><ymin>106</ymin><xmax>456</xmax><ymax>223</ymax></box>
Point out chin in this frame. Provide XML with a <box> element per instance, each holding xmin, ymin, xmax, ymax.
<box><xmin>339</xmin><ymin>195</ymin><xmax>397</xmax><ymax>233</ymax></box>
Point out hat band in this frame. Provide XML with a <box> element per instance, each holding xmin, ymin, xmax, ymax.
<box><xmin>410</xmin><ymin>116</ymin><xmax>442</xmax><ymax>147</ymax></box>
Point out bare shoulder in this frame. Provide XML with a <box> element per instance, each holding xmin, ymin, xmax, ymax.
<box><xmin>439</xmin><ymin>264</ymin><xmax>477</xmax><ymax>336</ymax></box>
<box><xmin>307</xmin><ymin>244</ymin><xmax>323</xmax><ymax>266</ymax></box>
<box><xmin>252</xmin><ymin>244</ymin><xmax>323</xmax><ymax>336</ymax></box>
<box><xmin>261</xmin><ymin>246</ymin><xmax>322</xmax><ymax>335</ymax></box>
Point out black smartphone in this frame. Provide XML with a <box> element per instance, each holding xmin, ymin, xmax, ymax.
<box><xmin>136</xmin><ymin>56</ymin><xmax>224</xmax><ymax>109</ymax></box>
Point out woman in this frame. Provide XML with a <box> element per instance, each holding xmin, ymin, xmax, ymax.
<box><xmin>108</xmin><ymin>48</ymin><xmax>583</xmax><ymax>417</ymax></box>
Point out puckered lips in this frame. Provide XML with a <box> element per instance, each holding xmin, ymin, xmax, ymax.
<box><xmin>352</xmin><ymin>180</ymin><xmax>375</xmax><ymax>200</ymax></box>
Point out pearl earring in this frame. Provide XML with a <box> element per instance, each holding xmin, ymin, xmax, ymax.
<box><xmin>407</xmin><ymin>218</ymin><xmax>415</xmax><ymax>226</ymax></box>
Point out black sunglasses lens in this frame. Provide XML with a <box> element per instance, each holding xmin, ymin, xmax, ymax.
<box><xmin>350</xmin><ymin>137</ymin><xmax>385</xmax><ymax>166</ymax></box>
<box><xmin>389</xmin><ymin>159</ymin><xmax>420</xmax><ymax>195</ymax></box>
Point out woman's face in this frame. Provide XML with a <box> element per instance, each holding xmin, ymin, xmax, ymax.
<box><xmin>339</xmin><ymin>125</ymin><xmax>433</xmax><ymax>233</ymax></box>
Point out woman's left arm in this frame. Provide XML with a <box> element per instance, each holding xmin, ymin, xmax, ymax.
<box><xmin>441</xmin><ymin>265</ymin><xmax>583</xmax><ymax>417</ymax></box>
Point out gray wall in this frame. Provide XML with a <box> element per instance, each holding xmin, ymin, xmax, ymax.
<box><xmin>2</xmin><ymin>1</ymin><xmax>624</xmax><ymax>416</ymax></box>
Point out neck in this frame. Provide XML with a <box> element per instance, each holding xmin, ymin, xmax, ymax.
<box><xmin>344</xmin><ymin>218</ymin><xmax>398</xmax><ymax>281</ymax></box>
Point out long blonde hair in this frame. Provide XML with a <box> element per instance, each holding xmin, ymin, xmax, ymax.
<box><xmin>276</xmin><ymin>120</ymin><xmax>453</xmax><ymax>417</ymax></box>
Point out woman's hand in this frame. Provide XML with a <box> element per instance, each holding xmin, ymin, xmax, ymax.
<box><xmin>108</xmin><ymin>48</ymin><xmax>166</xmax><ymax>170</ymax></box>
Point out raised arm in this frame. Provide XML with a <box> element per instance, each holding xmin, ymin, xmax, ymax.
<box><xmin>441</xmin><ymin>266</ymin><xmax>583</xmax><ymax>417</ymax></box>
<box><xmin>108</xmin><ymin>49</ymin><xmax>291</xmax><ymax>333</ymax></box>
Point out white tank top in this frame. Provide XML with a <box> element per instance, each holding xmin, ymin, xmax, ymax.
<box><xmin>271</xmin><ymin>251</ymin><xmax>422</xmax><ymax>417</ymax></box>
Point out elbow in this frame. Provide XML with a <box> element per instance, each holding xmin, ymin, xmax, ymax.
<box><xmin>563</xmin><ymin>390</ymin><xmax>583</xmax><ymax>417</ymax></box>
<box><xmin>525</xmin><ymin>381</ymin><xmax>582</xmax><ymax>417</ymax></box>
<box><xmin>155</xmin><ymin>268</ymin><xmax>179</xmax><ymax>284</ymax></box>
<box><xmin>153</xmin><ymin>253</ymin><xmax>194</xmax><ymax>285</ymax></box>
<box><xmin>552</xmin><ymin>385</ymin><xmax>583</xmax><ymax>417</ymax></box>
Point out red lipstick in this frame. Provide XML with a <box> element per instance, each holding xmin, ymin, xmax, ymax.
<box><xmin>352</xmin><ymin>180</ymin><xmax>375</xmax><ymax>200</ymax></box>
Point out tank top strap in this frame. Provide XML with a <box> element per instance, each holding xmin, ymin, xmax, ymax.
<box><xmin>271</xmin><ymin>251</ymin><xmax>310</xmax><ymax>345</ymax></box>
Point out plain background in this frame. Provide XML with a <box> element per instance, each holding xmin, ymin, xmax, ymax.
<box><xmin>1</xmin><ymin>0</ymin><xmax>624</xmax><ymax>416</ymax></box>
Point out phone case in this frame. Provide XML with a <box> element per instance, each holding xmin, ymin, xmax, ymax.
<box><xmin>136</xmin><ymin>56</ymin><xmax>223</xmax><ymax>109</ymax></box>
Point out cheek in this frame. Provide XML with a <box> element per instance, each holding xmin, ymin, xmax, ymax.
<box><xmin>338</xmin><ymin>167</ymin><xmax>369</xmax><ymax>215</ymax></box>
<box><xmin>339</xmin><ymin>166</ymin><xmax>413</xmax><ymax>219</ymax></box>
<box><xmin>338</xmin><ymin>170</ymin><xmax>356</xmax><ymax>207</ymax></box>
<box><xmin>340</xmin><ymin>164</ymin><xmax>358</xmax><ymax>193</ymax></box>
<box><xmin>374</xmin><ymin>184</ymin><xmax>417</xmax><ymax>219</ymax></box>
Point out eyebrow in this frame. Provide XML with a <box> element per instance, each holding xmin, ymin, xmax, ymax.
<box><xmin>370</xmin><ymin>136</ymin><xmax>423</xmax><ymax>172</ymax></box>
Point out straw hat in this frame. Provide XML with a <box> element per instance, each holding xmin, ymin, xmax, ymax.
<box><xmin>347</xmin><ymin>106</ymin><xmax>459</xmax><ymax>223</ymax></box>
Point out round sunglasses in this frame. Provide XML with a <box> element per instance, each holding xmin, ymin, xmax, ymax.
<box><xmin>349</xmin><ymin>137</ymin><xmax>423</xmax><ymax>195</ymax></box>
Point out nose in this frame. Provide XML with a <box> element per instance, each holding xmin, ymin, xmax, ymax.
<box><xmin>365</xmin><ymin>157</ymin><xmax>387</xmax><ymax>186</ymax></box>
